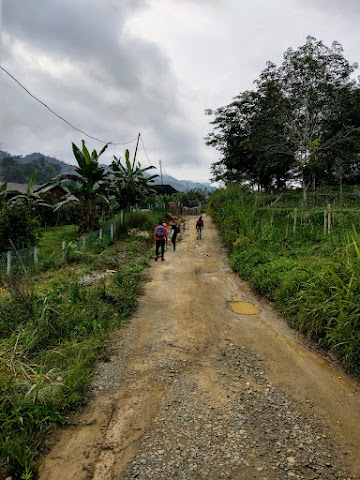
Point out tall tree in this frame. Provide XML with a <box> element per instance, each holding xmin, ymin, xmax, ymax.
<box><xmin>279</xmin><ymin>36</ymin><xmax>357</xmax><ymax>199</ymax></box>
<box><xmin>206</xmin><ymin>36</ymin><xmax>360</xmax><ymax>194</ymax></box>
<box><xmin>249</xmin><ymin>62</ymin><xmax>296</xmax><ymax>190</ymax></box>
<box><xmin>319</xmin><ymin>85</ymin><xmax>360</xmax><ymax>189</ymax></box>
<box><xmin>205</xmin><ymin>91</ymin><xmax>259</xmax><ymax>186</ymax></box>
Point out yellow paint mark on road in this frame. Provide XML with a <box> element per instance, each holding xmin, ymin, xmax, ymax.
<box><xmin>231</xmin><ymin>301</ymin><xmax>261</xmax><ymax>315</ymax></box>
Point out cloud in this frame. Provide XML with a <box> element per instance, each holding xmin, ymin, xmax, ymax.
<box><xmin>3</xmin><ymin>0</ymin><xmax>360</xmax><ymax>183</ymax></box>
<box><xmin>296</xmin><ymin>0</ymin><xmax>360</xmax><ymax>16</ymax></box>
<box><xmin>1</xmin><ymin>0</ymin><xmax>210</xmax><ymax>180</ymax></box>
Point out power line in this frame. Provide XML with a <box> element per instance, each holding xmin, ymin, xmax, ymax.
<box><xmin>162</xmin><ymin>162</ymin><xmax>170</xmax><ymax>179</ymax></box>
<box><xmin>140</xmin><ymin>135</ymin><xmax>154</xmax><ymax>167</ymax></box>
<box><xmin>0</xmin><ymin>65</ymin><xmax>139</xmax><ymax>146</ymax></box>
<box><xmin>140</xmin><ymin>136</ymin><xmax>171</xmax><ymax>179</ymax></box>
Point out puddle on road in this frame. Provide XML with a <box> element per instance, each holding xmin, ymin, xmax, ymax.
<box><xmin>231</xmin><ymin>301</ymin><xmax>261</xmax><ymax>315</ymax></box>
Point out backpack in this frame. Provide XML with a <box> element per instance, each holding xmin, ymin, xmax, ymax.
<box><xmin>196</xmin><ymin>218</ymin><xmax>203</xmax><ymax>227</ymax></box>
<box><xmin>157</xmin><ymin>225</ymin><xmax>165</xmax><ymax>238</ymax></box>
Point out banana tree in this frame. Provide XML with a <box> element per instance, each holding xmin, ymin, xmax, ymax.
<box><xmin>58</xmin><ymin>140</ymin><xmax>109</xmax><ymax>234</ymax></box>
<box><xmin>110</xmin><ymin>149</ymin><xmax>158</xmax><ymax>210</ymax></box>
<box><xmin>8</xmin><ymin>170</ymin><xmax>52</xmax><ymax>213</ymax></box>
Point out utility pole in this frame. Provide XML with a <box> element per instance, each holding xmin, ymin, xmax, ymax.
<box><xmin>131</xmin><ymin>132</ymin><xmax>141</xmax><ymax>171</ymax></box>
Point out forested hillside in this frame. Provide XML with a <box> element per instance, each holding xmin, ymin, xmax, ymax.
<box><xmin>0</xmin><ymin>155</ymin><xmax>62</xmax><ymax>184</ymax></box>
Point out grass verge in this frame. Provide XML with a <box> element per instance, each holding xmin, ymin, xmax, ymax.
<box><xmin>0</xmin><ymin>210</ymin><xmax>164</xmax><ymax>479</ymax></box>
<box><xmin>209</xmin><ymin>185</ymin><xmax>360</xmax><ymax>375</ymax></box>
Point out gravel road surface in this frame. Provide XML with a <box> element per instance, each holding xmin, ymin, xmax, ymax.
<box><xmin>39</xmin><ymin>215</ymin><xmax>360</xmax><ymax>480</ymax></box>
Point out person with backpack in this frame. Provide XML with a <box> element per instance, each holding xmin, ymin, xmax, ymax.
<box><xmin>170</xmin><ymin>223</ymin><xmax>180</xmax><ymax>251</ymax></box>
<box><xmin>154</xmin><ymin>220</ymin><xmax>167</xmax><ymax>261</ymax></box>
<box><xmin>196</xmin><ymin>216</ymin><xmax>204</xmax><ymax>239</ymax></box>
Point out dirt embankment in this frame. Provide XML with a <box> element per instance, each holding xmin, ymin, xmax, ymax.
<box><xmin>39</xmin><ymin>215</ymin><xmax>360</xmax><ymax>480</ymax></box>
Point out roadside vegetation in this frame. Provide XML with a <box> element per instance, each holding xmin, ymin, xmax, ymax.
<box><xmin>0</xmin><ymin>209</ymin><xmax>166</xmax><ymax>480</ymax></box>
<box><xmin>208</xmin><ymin>185</ymin><xmax>360</xmax><ymax>375</ymax></box>
<box><xmin>0</xmin><ymin>139</ymin><xmax>174</xmax><ymax>479</ymax></box>
<box><xmin>205</xmin><ymin>36</ymin><xmax>360</xmax><ymax>378</ymax></box>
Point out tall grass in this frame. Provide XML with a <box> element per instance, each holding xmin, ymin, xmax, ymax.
<box><xmin>0</xmin><ymin>210</ymin><xmax>163</xmax><ymax>479</ymax></box>
<box><xmin>209</xmin><ymin>186</ymin><xmax>360</xmax><ymax>374</ymax></box>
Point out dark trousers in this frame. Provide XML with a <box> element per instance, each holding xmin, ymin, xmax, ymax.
<box><xmin>171</xmin><ymin>235</ymin><xmax>177</xmax><ymax>250</ymax></box>
<box><xmin>155</xmin><ymin>239</ymin><xmax>165</xmax><ymax>258</ymax></box>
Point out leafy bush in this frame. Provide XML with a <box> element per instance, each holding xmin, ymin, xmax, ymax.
<box><xmin>125</xmin><ymin>211</ymin><xmax>149</xmax><ymax>229</ymax></box>
<box><xmin>0</xmin><ymin>206</ymin><xmax>39</xmax><ymax>252</ymax></box>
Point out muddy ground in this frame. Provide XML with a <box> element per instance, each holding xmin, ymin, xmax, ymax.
<box><xmin>39</xmin><ymin>215</ymin><xmax>360</xmax><ymax>480</ymax></box>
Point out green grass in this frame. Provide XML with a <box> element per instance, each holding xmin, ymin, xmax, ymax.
<box><xmin>38</xmin><ymin>225</ymin><xmax>78</xmax><ymax>257</ymax></box>
<box><xmin>209</xmin><ymin>185</ymin><xmax>360</xmax><ymax>375</ymax></box>
<box><xmin>0</xmin><ymin>210</ymin><xmax>165</xmax><ymax>480</ymax></box>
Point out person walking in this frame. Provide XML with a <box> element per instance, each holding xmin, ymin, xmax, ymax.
<box><xmin>170</xmin><ymin>223</ymin><xmax>180</xmax><ymax>251</ymax></box>
<box><xmin>196</xmin><ymin>216</ymin><xmax>204</xmax><ymax>239</ymax></box>
<box><xmin>154</xmin><ymin>220</ymin><xmax>167</xmax><ymax>261</ymax></box>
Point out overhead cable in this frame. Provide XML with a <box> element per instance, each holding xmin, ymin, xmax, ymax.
<box><xmin>140</xmin><ymin>135</ymin><xmax>154</xmax><ymax>167</ymax></box>
<box><xmin>0</xmin><ymin>65</ymin><xmax>138</xmax><ymax>146</ymax></box>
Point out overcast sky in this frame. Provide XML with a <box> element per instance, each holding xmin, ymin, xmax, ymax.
<box><xmin>1</xmin><ymin>0</ymin><xmax>360</xmax><ymax>183</ymax></box>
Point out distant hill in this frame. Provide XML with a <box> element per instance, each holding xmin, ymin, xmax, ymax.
<box><xmin>0</xmin><ymin>150</ymin><xmax>11</xmax><ymax>159</ymax></box>
<box><xmin>0</xmin><ymin>150</ymin><xmax>74</xmax><ymax>174</ymax></box>
<box><xmin>152</xmin><ymin>174</ymin><xmax>213</xmax><ymax>192</ymax></box>
<box><xmin>20</xmin><ymin>152</ymin><xmax>75</xmax><ymax>174</ymax></box>
<box><xmin>0</xmin><ymin>150</ymin><xmax>214</xmax><ymax>192</ymax></box>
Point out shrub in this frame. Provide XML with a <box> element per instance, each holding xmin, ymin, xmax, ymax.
<box><xmin>125</xmin><ymin>211</ymin><xmax>149</xmax><ymax>229</ymax></box>
<box><xmin>0</xmin><ymin>206</ymin><xmax>39</xmax><ymax>252</ymax></box>
<box><xmin>230</xmin><ymin>248</ymin><xmax>273</xmax><ymax>279</ymax></box>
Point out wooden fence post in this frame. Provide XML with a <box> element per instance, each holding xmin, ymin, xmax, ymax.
<box><xmin>293</xmin><ymin>208</ymin><xmax>298</xmax><ymax>236</ymax></box>
<box><xmin>324</xmin><ymin>208</ymin><xmax>327</xmax><ymax>237</ymax></box>
<box><xmin>34</xmin><ymin>246</ymin><xmax>39</xmax><ymax>267</ymax></box>
<box><xmin>110</xmin><ymin>224</ymin><xmax>114</xmax><ymax>243</ymax></box>
<box><xmin>6</xmin><ymin>251</ymin><xmax>11</xmax><ymax>275</ymax></box>
<box><xmin>62</xmin><ymin>241</ymin><xmax>67</xmax><ymax>261</ymax></box>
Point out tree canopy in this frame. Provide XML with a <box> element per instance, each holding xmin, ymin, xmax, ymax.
<box><xmin>205</xmin><ymin>36</ymin><xmax>360</xmax><ymax>191</ymax></box>
<box><xmin>0</xmin><ymin>155</ymin><xmax>61</xmax><ymax>184</ymax></box>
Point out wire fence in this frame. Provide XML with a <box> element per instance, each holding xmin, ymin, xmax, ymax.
<box><xmin>0</xmin><ymin>212</ymin><xmax>127</xmax><ymax>277</ymax></box>
<box><xmin>0</xmin><ymin>202</ymin><xmax>203</xmax><ymax>276</ymax></box>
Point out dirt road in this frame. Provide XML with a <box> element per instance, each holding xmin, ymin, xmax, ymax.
<box><xmin>39</xmin><ymin>215</ymin><xmax>360</xmax><ymax>480</ymax></box>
